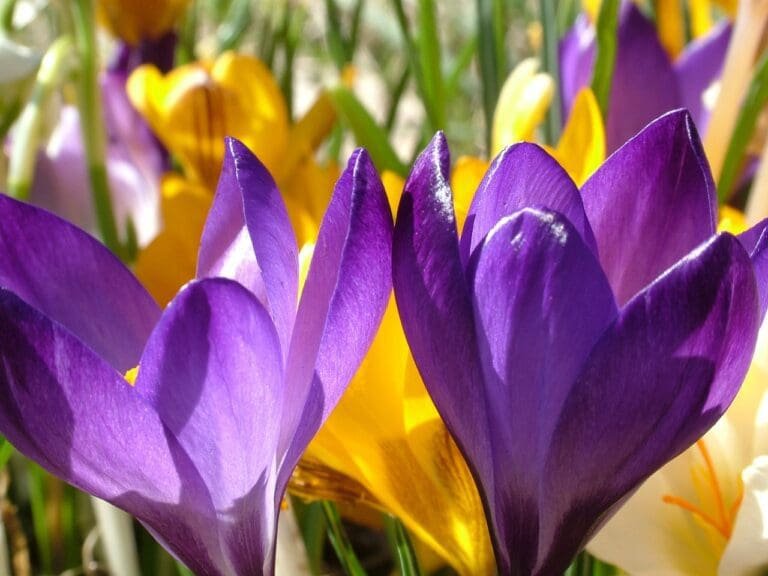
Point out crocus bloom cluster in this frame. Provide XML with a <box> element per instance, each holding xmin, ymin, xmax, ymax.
<box><xmin>561</xmin><ymin>1</ymin><xmax>731</xmax><ymax>152</ymax></box>
<box><xmin>392</xmin><ymin>110</ymin><xmax>768</xmax><ymax>574</ymax></box>
<box><xmin>0</xmin><ymin>139</ymin><xmax>392</xmax><ymax>574</ymax></box>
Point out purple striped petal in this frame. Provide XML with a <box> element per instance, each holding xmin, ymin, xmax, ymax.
<box><xmin>280</xmin><ymin>149</ymin><xmax>392</xmax><ymax>486</ymax></box>
<box><xmin>460</xmin><ymin>143</ymin><xmax>596</xmax><ymax>263</ymax></box>
<box><xmin>674</xmin><ymin>22</ymin><xmax>731</xmax><ymax>133</ymax></box>
<box><xmin>0</xmin><ymin>194</ymin><xmax>160</xmax><ymax>372</ymax></box>
<box><xmin>198</xmin><ymin>138</ymin><xmax>298</xmax><ymax>359</ymax></box>
<box><xmin>467</xmin><ymin>209</ymin><xmax>617</xmax><ymax>574</ymax></box>
<box><xmin>136</xmin><ymin>278</ymin><xmax>283</xmax><ymax>574</ymax></box>
<box><xmin>0</xmin><ymin>288</ymin><xmax>222</xmax><ymax>575</ymax></box>
<box><xmin>392</xmin><ymin>133</ymin><xmax>495</xmax><ymax>506</ymax></box>
<box><xmin>581</xmin><ymin>109</ymin><xmax>717</xmax><ymax>305</ymax></box>
<box><xmin>535</xmin><ymin>233</ymin><xmax>759</xmax><ymax>575</ymax></box>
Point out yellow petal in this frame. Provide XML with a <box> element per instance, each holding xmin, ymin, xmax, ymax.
<box><xmin>306</xmin><ymin>300</ymin><xmax>495</xmax><ymax>575</ymax></box>
<box><xmin>277</xmin><ymin>91</ymin><xmax>338</xmax><ymax>183</ymax></box>
<box><xmin>492</xmin><ymin>58</ymin><xmax>553</xmax><ymax>155</ymax></box>
<box><xmin>553</xmin><ymin>88</ymin><xmax>606</xmax><ymax>186</ymax></box>
<box><xmin>689</xmin><ymin>0</ymin><xmax>715</xmax><ymax>38</ymax></box>
<box><xmin>582</xmin><ymin>0</ymin><xmax>601</xmax><ymax>21</ymax></box>
<box><xmin>134</xmin><ymin>175</ymin><xmax>212</xmax><ymax>306</ymax></box>
<box><xmin>657</xmin><ymin>0</ymin><xmax>686</xmax><ymax>57</ymax></box>
<box><xmin>450</xmin><ymin>156</ymin><xmax>489</xmax><ymax>232</ymax></box>
<box><xmin>717</xmin><ymin>205</ymin><xmax>748</xmax><ymax>234</ymax></box>
<box><xmin>381</xmin><ymin>170</ymin><xmax>405</xmax><ymax>217</ymax></box>
<box><xmin>281</xmin><ymin>158</ymin><xmax>338</xmax><ymax>247</ymax></box>
<box><xmin>127</xmin><ymin>53</ymin><xmax>290</xmax><ymax>188</ymax></box>
<box><xmin>97</xmin><ymin>0</ymin><xmax>189</xmax><ymax>45</ymax></box>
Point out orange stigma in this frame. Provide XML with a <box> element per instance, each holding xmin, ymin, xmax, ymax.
<box><xmin>662</xmin><ymin>440</ymin><xmax>743</xmax><ymax>540</ymax></box>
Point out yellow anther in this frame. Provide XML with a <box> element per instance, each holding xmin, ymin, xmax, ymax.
<box><xmin>124</xmin><ymin>366</ymin><xmax>139</xmax><ymax>386</ymax></box>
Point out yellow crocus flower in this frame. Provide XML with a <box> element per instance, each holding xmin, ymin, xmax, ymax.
<box><xmin>97</xmin><ymin>0</ymin><xmax>190</xmax><ymax>45</ymax></box>
<box><xmin>294</xmin><ymin>169</ymin><xmax>494</xmax><ymax>574</ymax></box>
<box><xmin>453</xmin><ymin>65</ymin><xmax>605</xmax><ymax>206</ymax></box>
<box><xmin>128</xmin><ymin>52</ymin><xmax>337</xmax><ymax>305</ymax></box>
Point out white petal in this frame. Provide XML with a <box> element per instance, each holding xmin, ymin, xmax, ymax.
<box><xmin>588</xmin><ymin>466</ymin><xmax>720</xmax><ymax>576</ymax></box>
<box><xmin>719</xmin><ymin>456</ymin><xmax>768</xmax><ymax>575</ymax></box>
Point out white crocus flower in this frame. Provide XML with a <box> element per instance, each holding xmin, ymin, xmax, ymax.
<box><xmin>588</xmin><ymin>322</ymin><xmax>768</xmax><ymax>575</ymax></box>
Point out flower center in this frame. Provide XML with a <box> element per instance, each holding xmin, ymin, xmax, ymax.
<box><xmin>661</xmin><ymin>439</ymin><xmax>743</xmax><ymax>540</ymax></box>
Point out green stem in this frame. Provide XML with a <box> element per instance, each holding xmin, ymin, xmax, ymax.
<box><xmin>70</xmin><ymin>0</ymin><xmax>123</xmax><ymax>258</ymax></box>
<box><xmin>7</xmin><ymin>36</ymin><xmax>74</xmax><ymax>199</ymax></box>
<box><xmin>590</xmin><ymin>0</ymin><xmax>620</xmax><ymax>121</ymax></box>
<box><xmin>477</xmin><ymin>0</ymin><xmax>507</xmax><ymax>151</ymax></box>
<box><xmin>383</xmin><ymin>515</ymin><xmax>422</xmax><ymax>576</ymax></box>
<box><xmin>321</xmin><ymin>501</ymin><xmax>366</xmax><ymax>576</ymax></box>
<box><xmin>540</xmin><ymin>0</ymin><xmax>561</xmax><ymax>145</ymax></box>
<box><xmin>0</xmin><ymin>0</ymin><xmax>15</xmax><ymax>34</ymax></box>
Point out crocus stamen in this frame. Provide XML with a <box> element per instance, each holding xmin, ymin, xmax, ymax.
<box><xmin>661</xmin><ymin>440</ymin><xmax>739</xmax><ymax>540</ymax></box>
<box><xmin>124</xmin><ymin>366</ymin><xmax>139</xmax><ymax>386</ymax></box>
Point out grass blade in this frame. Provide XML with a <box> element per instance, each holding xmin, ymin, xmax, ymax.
<box><xmin>590</xmin><ymin>0</ymin><xmax>620</xmax><ymax>120</ymax></box>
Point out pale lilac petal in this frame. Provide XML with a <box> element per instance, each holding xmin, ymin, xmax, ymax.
<box><xmin>392</xmin><ymin>133</ymin><xmax>495</xmax><ymax>504</ymax></box>
<box><xmin>468</xmin><ymin>209</ymin><xmax>617</xmax><ymax>573</ymax></box>
<box><xmin>198</xmin><ymin>138</ymin><xmax>298</xmax><ymax>359</ymax></box>
<box><xmin>280</xmin><ymin>149</ymin><xmax>392</xmax><ymax>485</ymax></box>
<box><xmin>460</xmin><ymin>143</ymin><xmax>596</xmax><ymax>263</ymax></box>
<box><xmin>559</xmin><ymin>14</ymin><xmax>594</xmax><ymax>122</ymax></box>
<box><xmin>136</xmin><ymin>278</ymin><xmax>283</xmax><ymax>574</ymax></box>
<box><xmin>536</xmin><ymin>233</ymin><xmax>759</xmax><ymax>575</ymax></box>
<box><xmin>581</xmin><ymin>109</ymin><xmax>717</xmax><ymax>305</ymax></box>
<box><xmin>0</xmin><ymin>194</ymin><xmax>160</xmax><ymax>372</ymax></box>
<box><xmin>674</xmin><ymin>22</ymin><xmax>731</xmax><ymax>133</ymax></box>
<box><xmin>0</xmin><ymin>288</ymin><xmax>222</xmax><ymax>575</ymax></box>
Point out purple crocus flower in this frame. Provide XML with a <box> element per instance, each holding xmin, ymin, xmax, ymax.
<box><xmin>392</xmin><ymin>110</ymin><xmax>768</xmax><ymax>575</ymax></box>
<box><xmin>28</xmin><ymin>70</ymin><xmax>163</xmax><ymax>247</ymax></box>
<box><xmin>0</xmin><ymin>140</ymin><xmax>392</xmax><ymax>575</ymax></box>
<box><xmin>560</xmin><ymin>2</ymin><xmax>731</xmax><ymax>152</ymax></box>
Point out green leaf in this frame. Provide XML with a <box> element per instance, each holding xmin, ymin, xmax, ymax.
<box><xmin>416</xmin><ymin>0</ymin><xmax>444</xmax><ymax>130</ymax></box>
<box><xmin>0</xmin><ymin>437</ymin><xmax>12</xmax><ymax>470</ymax></box>
<box><xmin>590</xmin><ymin>0</ymin><xmax>620</xmax><ymax>120</ymax></box>
<box><xmin>383</xmin><ymin>514</ymin><xmax>423</xmax><ymax>576</ymax></box>
<box><xmin>321</xmin><ymin>501</ymin><xmax>367</xmax><ymax>576</ymax></box>
<box><xmin>328</xmin><ymin>86</ymin><xmax>407</xmax><ymax>176</ymax></box>
<box><xmin>718</xmin><ymin>51</ymin><xmax>768</xmax><ymax>203</ymax></box>
<box><xmin>477</xmin><ymin>0</ymin><xmax>507</xmax><ymax>150</ymax></box>
<box><xmin>216</xmin><ymin>0</ymin><xmax>253</xmax><ymax>53</ymax></box>
<box><xmin>540</xmin><ymin>0</ymin><xmax>562</xmax><ymax>145</ymax></box>
<box><xmin>324</xmin><ymin>0</ymin><xmax>350</xmax><ymax>69</ymax></box>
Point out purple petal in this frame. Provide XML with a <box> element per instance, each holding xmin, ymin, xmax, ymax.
<box><xmin>280</xmin><ymin>149</ymin><xmax>392</xmax><ymax>485</ymax></box>
<box><xmin>460</xmin><ymin>143</ymin><xmax>597</xmax><ymax>263</ymax></box>
<box><xmin>674</xmin><ymin>22</ymin><xmax>731</xmax><ymax>134</ymax></box>
<box><xmin>0</xmin><ymin>194</ymin><xmax>160</xmax><ymax>372</ymax></box>
<box><xmin>198</xmin><ymin>138</ymin><xmax>298</xmax><ymax>359</ymax></box>
<box><xmin>739</xmin><ymin>219</ymin><xmax>768</xmax><ymax>318</ymax></box>
<box><xmin>559</xmin><ymin>14</ymin><xmax>595</xmax><ymax>122</ymax></box>
<box><xmin>0</xmin><ymin>288</ymin><xmax>223</xmax><ymax>575</ymax></box>
<box><xmin>581</xmin><ymin>109</ymin><xmax>717</xmax><ymax>305</ymax></box>
<box><xmin>136</xmin><ymin>278</ymin><xmax>284</xmax><ymax>574</ymax></box>
<box><xmin>605</xmin><ymin>3</ymin><xmax>680</xmax><ymax>151</ymax></box>
<box><xmin>559</xmin><ymin>4</ymin><xmax>680</xmax><ymax>153</ymax></box>
<box><xmin>536</xmin><ymin>233</ymin><xmax>759</xmax><ymax>574</ymax></box>
<box><xmin>30</xmin><ymin>85</ymin><xmax>162</xmax><ymax>248</ymax></box>
<box><xmin>392</xmin><ymin>133</ymin><xmax>495</xmax><ymax>505</ymax></box>
<box><xmin>468</xmin><ymin>209</ymin><xmax>617</xmax><ymax>574</ymax></box>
